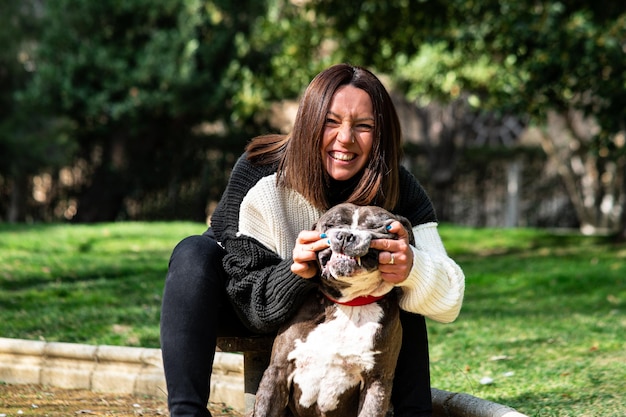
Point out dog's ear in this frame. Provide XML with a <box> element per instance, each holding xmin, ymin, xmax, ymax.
<box><xmin>395</xmin><ymin>215</ymin><xmax>415</xmax><ymax>246</ymax></box>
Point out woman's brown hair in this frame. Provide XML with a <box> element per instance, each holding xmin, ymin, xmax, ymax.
<box><xmin>246</xmin><ymin>64</ymin><xmax>402</xmax><ymax>211</ymax></box>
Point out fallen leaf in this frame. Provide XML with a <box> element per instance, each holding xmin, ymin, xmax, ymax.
<box><xmin>479</xmin><ymin>377</ymin><xmax>494</xmax><ymax>385</ymax></box>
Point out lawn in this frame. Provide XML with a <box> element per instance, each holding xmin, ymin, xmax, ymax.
<box><xmin>1</xmin><ymin>222</ymin><xmax>625</xmax><ymax>416</ymax></box>
<box><xmin>0</xmin><ymin>222</ymin><xmax>202</xmax><ymax>347</ymax></box>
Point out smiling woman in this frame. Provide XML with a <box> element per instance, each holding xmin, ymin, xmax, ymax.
<box><xmin>160</xmin><ymin>63</ymin><xmax>465</xmax><ymax>417</ymax></box>
<box><xmin>272</xmin><ymin>64</ymin><xmax>404</xmax><ymax>212</ymax></box>
<box><xmin>321</xmin><ymin>85</ymin><xmax>375</xmax><ymax>181</ymax></box>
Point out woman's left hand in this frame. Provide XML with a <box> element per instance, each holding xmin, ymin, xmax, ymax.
<box><xmin>369</xmin><ymin>221</ymin><xmax>414</xmax><ymax>284</ymax></box>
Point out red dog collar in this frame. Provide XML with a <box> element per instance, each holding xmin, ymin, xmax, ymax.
<box><xmin>324</xmin><ymin>294</ymin><xmax>386</xmax><ymax>306</ymax></box>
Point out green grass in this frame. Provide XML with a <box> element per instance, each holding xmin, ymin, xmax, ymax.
<box><xmin>430</xmin><ymin>226</ymin><xmax>626</xmax><ymax>417</ymax></box>
<box><xmin>1</xmin><ymin>222</ymin><xmax>625</xmax><ymax>416</ymax></box>
<box><xmin>0</xmin><ymin>222</ymin><xmax>204</xmax><ymax>347</ymax></box>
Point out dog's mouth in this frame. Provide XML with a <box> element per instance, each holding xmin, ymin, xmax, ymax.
<box><xmin>317</xmin><ymin>246</ymin><xmax>393</xmax><ymax>302</ymax></box>
<box><xmin>311</xmin><ymin>204</ymin><xmax>412</xmax><ymax>302</ymax></box>
<box><xmin>318</xmin><ymin>247</ymin><xmax>379</xmax><ymax>279</ymax></box>
<box><xmin>333</xmin><ymin>252</ymin><xmax>362</xmax><ymax>267</ymax></box>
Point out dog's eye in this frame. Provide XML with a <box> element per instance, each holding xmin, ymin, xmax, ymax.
<box><xmin>363</xmin><ymin>219</ymin><xmax>393</xmax><ymax>234</ymax></box>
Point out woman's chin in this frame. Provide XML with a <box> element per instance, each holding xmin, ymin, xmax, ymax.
<box><xmin>325</xmin><ymin>162</ymin><xmax>365</xmax><ymax>181</ymax></box>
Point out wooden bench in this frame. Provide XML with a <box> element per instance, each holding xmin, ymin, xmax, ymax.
<box><xmin>216</xmin><ymin>336</ymin><xmax>274</xmax><ymax>412</ymax></box>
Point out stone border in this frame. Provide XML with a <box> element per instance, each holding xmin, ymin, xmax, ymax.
<box><xmin>0</xmin><ymin>337</ymin><xmax>245</xmax><ymax>410</ymax></box>
<box><xmin>0</xmin><ymin>338</ymin><xmax>528</xmax><ymax>416</ymax></box>
<box><xmin>432</xmin><ymin>388</ymin><xmax>528</xmax><ymax>417</ymax></box>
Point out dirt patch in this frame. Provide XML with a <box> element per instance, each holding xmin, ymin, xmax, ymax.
<box><xmin>0</xmin><ymin>384</ymin><xmax>242</xmax><ymax>417</ymax></box>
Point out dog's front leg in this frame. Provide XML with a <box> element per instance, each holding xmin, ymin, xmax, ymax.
<box><xmin>251</xmin><ymin>363</ymin><xmax>292</xmax><ymax>417</ymax></box>
<box><xmin>357</xmin><ymin>379</ymin><xmax>393</xmax><ymax>417</ymax></box>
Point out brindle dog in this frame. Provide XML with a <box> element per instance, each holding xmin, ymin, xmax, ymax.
<box><xmin>252</xmin><ymin>203</ymin><xmax>414</xmax><ymax>417</ymax></box>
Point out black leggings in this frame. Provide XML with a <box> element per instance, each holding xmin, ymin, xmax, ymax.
<box><xmin>160</xmin><ymin>233</ymin><xmax>432</xmax><ymax>417</ymax></box>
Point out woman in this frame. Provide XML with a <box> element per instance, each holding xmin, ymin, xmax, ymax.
<box><xmin>160</xmin><ymin>64</ymin><xmax>465</xmax><ymax>417</ymax></box>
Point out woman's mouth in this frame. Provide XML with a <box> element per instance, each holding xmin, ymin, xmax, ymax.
<box><xmin>329</xmin><ymin>151</ymin><xmax>356</xmax><ymax>162</ymax></box>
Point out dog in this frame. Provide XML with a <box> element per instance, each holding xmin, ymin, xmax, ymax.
<box><xmin>252</xmin><ymin>203</ymin><xmax>415</xmax><ymax>417</ymax></box>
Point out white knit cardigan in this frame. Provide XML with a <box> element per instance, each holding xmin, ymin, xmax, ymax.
<box><xmin>238</xmin><ymin>174</ymin><xmax>465</xmax><ymax>324</ymax></box>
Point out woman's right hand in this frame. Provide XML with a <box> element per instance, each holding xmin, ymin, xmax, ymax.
<box><xmin>291</xmin><ymin>230</ymin><xmax>330</xmax><ymax>279</ymax></box>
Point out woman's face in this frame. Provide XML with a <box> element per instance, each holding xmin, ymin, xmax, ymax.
<box><xmin>321</xmin><ymin>85</ymin><xmax>375</xmax><ymax>181</ymax></box>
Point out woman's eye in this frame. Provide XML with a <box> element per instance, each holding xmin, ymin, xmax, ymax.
<box><xmin>325</xmin><ymin>118</ymin><xmax>339</xmax><ymax>125</ymax></box>
<box><xmin>356</xmin><ymin>123</ymin><xmax>374</xmax><ymax>131</ymax></box>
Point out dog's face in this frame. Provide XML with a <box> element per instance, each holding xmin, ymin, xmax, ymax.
<box><xmin>313</xmin><ymin>203</ymin><xmax>414</xmax><ymax>300</ymax></box>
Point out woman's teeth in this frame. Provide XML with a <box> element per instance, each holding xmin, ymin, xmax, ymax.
<box><xmin>330</xmin><ymin>152</ymin><xmax>355</xmax><ymax>161</ymax></box>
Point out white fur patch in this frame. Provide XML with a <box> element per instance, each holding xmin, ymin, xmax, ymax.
<box><xmin>332</xmin><ymin>269</ymin><xmax>395</xmax><ymax>300</ymax></box>
<box><xmin>287</xmin><ymin>303</ymin><xmax>383</xmax><ymax>412</ymax></box>
<box><xmin>351</xmin><ymin>208</ymin><xmax>361</xmax><ymax>229</ymax></box>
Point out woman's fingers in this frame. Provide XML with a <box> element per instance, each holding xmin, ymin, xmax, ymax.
<box><xmin>291</xmin><ymin>230</ymin><xmax>330</xmax><ymax>279</ymax></box>
<box><xmin>370</xmin><ymin>221</ymin><xmax>414</xmax><ymax>283</ymax></box>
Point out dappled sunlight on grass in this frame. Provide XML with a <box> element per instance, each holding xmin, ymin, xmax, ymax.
<box><xmin>433</xmin><ymin>226</ymin><xmax>625</xmax><ymax>416</ymax></box>
<box><xmin>0</xmin><ymin>221</ymin><xmax>205</xmax><ymax>346</ymax></box>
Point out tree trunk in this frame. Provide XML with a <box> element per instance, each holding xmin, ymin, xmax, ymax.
<box><xmin>541</xmin><ymin>110</ymin><xmax>625</xmax><ymax>235</ymax></box>
<box><xmin>7</xmin><ymin>173</ymin><xmax>28</xmax><ymax>223</ymax></box>
<box><xmin>505</xmin><ymin>158</ymin><xmax>522</xmax><ymax>228</ymax></box>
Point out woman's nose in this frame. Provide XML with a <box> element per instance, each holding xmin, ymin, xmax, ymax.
<box><xmin>337</xmin><ymin>124</ymin><xmax>354</xmax><ymax>144</ymax></box>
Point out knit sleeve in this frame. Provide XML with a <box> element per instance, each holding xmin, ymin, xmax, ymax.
<box><xmin>222</xmin><ymin>235</ymin><xmax>317</xmax><ymax>333</ymax></box>
<box><xmin>210</xmin><ymin>155</ymin><xmax>316</xmax><ymax>333</ymax></box>
<box><xmin>395</xmin><ymin>222</ymin><xmax>465</xmax><ymax>323</ymax></box>
<box><xmin>218</xmin><ymin>170</ymin><xmax>322</xmax><ymax>334</ymax></box>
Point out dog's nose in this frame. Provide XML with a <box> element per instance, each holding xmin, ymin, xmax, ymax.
<box><xmin>334</xmin><ymin>231</ymin><xmax>357</xmax><ymax>245</ymax></box>
<box><xmin>328</xmin><ymin>229</ymin><xmax>372</xmax><ymax>257</ymax></box>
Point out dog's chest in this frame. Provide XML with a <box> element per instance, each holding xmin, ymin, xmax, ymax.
<box><xmin>286</xmin><ymin>303</ymin><xmax>384</xmax><ymax>412</ymax></box>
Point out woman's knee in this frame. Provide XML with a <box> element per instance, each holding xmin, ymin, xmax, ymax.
<box><xmin>167</xmin><ymin>235</ymin><xmax>225</xmax><ymax>284</ymax></box>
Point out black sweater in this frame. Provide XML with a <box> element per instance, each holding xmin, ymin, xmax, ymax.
<box><xmin>210</xmin><ymin>154</ymin><xmax>437</xmax><ymax>333</ymax></box>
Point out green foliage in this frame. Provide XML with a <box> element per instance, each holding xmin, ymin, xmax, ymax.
<box><xmin>0</xmin><ymin>1</ymin><xmax>75</xmax><ymax>180</ymax></box>
<box><xmin>0</xmin><ymin>116</ymin><xmax>77</xmax><ymax>176</ymax></box>
<box><xmin>2</xmin><ymin>0</ymin><xmax>625</xmax><ymax>223</ymax></box>
<box><xmin>248</xmin><ymin>1</ymin><xmax>339</xmax><ymax>98</ymax></box>
<box><xmin>299</xmin><ymin>0</ymin><xmax>626</xmax><ymax>234</ymax></box>
<box><xmin>1</xmin><ymin>223</ymin><xmax>625</xmax><ymax>415</ymax></box>
<box><xmin>307</xmin><ymin>0</ymin><xmax>626</xmax><ymax>142</ymax></box>
<box><xmin>9</xmin><ymin>0</ymin><xmax>280</xmax><ymax>221</ymax></box>
<box><xmin>22</xmin><ymin>0</ymin><xmax>268</xmax><ymax>126</ymax></box>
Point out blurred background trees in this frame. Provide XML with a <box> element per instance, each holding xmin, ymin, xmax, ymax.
<box><xmin>310</xmin><ymin>0</ymin><xmax>625</xmax><ymax>234</ymax></box>
<box><xmin>0</xmin><ymin>0</ymin><xmax>624</xmax><ymax>235</ymax></box>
